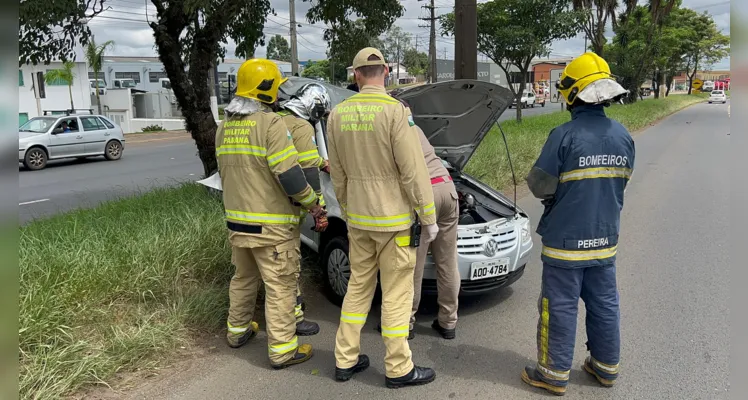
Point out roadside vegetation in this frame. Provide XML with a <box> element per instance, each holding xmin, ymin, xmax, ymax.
<box><xmin>19</xmin><ymin>185</ymin><xmax>230</xmax><ymax>399</ymax></box>
<box><xmin>19</xmin><ymin>92</ymin><xmax>706</xmax><ymax>399</ymax></box>
<box><xmin>467</xmin><ymin>93</ymin><xmax>708</xmax><ymax>191</ymax></box>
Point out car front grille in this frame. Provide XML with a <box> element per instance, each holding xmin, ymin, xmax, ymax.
<box><xmin>456</xmin><ymin>228</ymin><xmax>517</xmax><ymax>255</ymax></box>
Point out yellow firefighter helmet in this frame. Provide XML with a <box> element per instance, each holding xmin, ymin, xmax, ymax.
<box><xmin>557</xmin><ymin>52</ymin><xmax>621</xmax><ymax>105</ymax></box>
<box><xmin>235</xmin><ymin>59</ymin><xmax>284</xmax><ymax>104</ymax></box>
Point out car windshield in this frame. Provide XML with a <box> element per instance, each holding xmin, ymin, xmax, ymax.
<box><xmin>19</xmin><ymin>117</ymin><xmax>57</xmax><ymax>133</ymax></box>
<box><xmin>711</xmin><ymin>90</ymin><xmax>723</xmax><ymax>95</ymax></box>
<box><xmin>122</xmin><ymin>80</ymin><xmax>136</xmax><ymax>88</ymax></box>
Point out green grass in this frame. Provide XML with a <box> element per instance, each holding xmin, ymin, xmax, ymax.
<box><xmin>19</xmin><ymin>184</ymin><xmax>232</xmax><ymax>399</ymax></box>
<box><xmin>466</xmin><ymin>94</ymin><xmax>707</xmax><ymax>192</ymax></box>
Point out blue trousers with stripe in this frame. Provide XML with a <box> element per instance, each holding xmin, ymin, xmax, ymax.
<box><xmin>535</xmin><ymin>262</ymin><xmax>620</xmax><ymax>386</ymax></box>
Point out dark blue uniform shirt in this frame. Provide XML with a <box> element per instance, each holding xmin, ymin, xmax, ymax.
<box><xmin>527</xmin><ymin>104</ymin><xmax>636</xmax><ymax>268</ymax></box>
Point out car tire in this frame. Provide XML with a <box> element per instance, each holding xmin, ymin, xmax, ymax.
<box><xmin>24</xmin><ymin>147</ymin><xmax>48</xmax><ymax>171</ymax></box>
<box><xmin>104</xmin><ymin>140</ymin><xmax>123</xmax><ymax>161</ymax></box>
<box><xmin>542</xmin><ymin>102</ymin><xmax>545</xmax><ymax>107</ymax></box>
<box><xmin>321</xmin><ymin>236</ymin><xmax>350</xmax><ymax>306</ymax></box>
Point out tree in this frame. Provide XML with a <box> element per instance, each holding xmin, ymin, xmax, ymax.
<box><xmin>442</xmin><ymin>0</ymin><xmax>583</xmax><ymax>122</ymax></box>
<box><xmin>305</xmin><ymin>0</ymin><xmax>403</xmax><ymax>81</ymax></box>
<box><xmin>44</xmin><ymin>61</ymin><xmax>76</xmax><ymax>110</ymax></box>
<box><xmin>266</xmin><ymin>34</ymin><xmax>292</xmax><ymax>62</ymax></box>
<box><xmin>301</xmin><ymin>59</ymin><xmax>331</xmax><ymax>80</ymax></box>
<box><xmin>85</xmin><ymin>38</ymin><xmax>115</xmax><ymax>115</ymax></box>
<box><xmin>402</xmin><ymin>49</ymin><xmax>429</xmax><ymax>77</ymax></box>
<box><xmin>147</xmin><ymin>0</ymin><xmax>273</xmax><ymax>176</ymax></box>
<box><xmin>19</xmin><ymin>0</ymin><xmax>106</xmax><ymax>65</ymax></box>
<box><xmin>682</xmin><ymin>12</ymin><xmax>729</xmax><ymax>94</ymax></box>
<box><xmin>380</xmin><ymin>26</ymin><xmax>412</xmax><ymax>83</ymax></box>
<box><xmin>572</xmin><ymin>0</ymin><xmax>619</xmax><ymax>56</ymax></box>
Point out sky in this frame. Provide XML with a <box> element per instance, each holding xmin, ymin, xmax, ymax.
<box><xmin>87</xmin><ymin>0</ymin><xmax>731</xmax><ymax>70</ymax></box>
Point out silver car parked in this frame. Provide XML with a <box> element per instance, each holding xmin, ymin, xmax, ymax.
<box><xmin>19</xmin><ymin>113</ymin><xmax>126</xmax><ymax>171</ymax></box>
<box><xmin>277</xmin><ymin>78</ymin><xmax>534</xmax><ymax>305</ymax></box>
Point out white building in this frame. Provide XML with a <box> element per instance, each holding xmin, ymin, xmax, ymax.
<box><xmin>18</xmin><ymin>46</ymin><xmax>91</xmax><ymax>125</ymax></box>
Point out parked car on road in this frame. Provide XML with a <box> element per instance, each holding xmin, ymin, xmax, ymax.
<box><xmin>708</xmin><ymin>89</ymin><xmax>727</xmax><ymax>104</ymax></box>
<box><xmin>276</xmin><ymin>77</ymin><xmax>534</xmax><ymax>304</ymax></box>
<box><xmin>19</xmin><ymin>113</ymin><xmax>125</xmax><ymax>171</ymax></box>
<box><xmin>510</xmin><ymin>90</ymin><xmax>537</xmax><ymax>108</ymax></box>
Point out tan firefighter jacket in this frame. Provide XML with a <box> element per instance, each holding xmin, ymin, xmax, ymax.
<box><xmin>326</xmin><ymin>85</ymin><xmax>436</xmax><ymax>232</ymax></box>
<box><xmin>278</xmin><ymin>110</ymin><xmax>325</xmax><ymax>207</ymax></box>
<box><xmin>216</xmin><ymin>106</ymin><xmax>319</xmax><ymax>247</ymax></box>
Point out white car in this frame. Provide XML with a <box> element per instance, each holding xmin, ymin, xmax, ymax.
<box><xmin>19</xmin><ymin>113</ymin><xmax>125</xmax><ymax>170</ymax></box>
<box><xmin>510</xmin><ymin>90</ymin><xmax>536</xmax><ymax>108</ymax></box>
<box><xmin>279</xmin><ymin>78</ymin><xmax>534</xmax><ymax>304</ymax></box>
<box><xmin>708</xmin><ymin>90</ymin><xmax>727</xmax><ymax>104</ymax></box>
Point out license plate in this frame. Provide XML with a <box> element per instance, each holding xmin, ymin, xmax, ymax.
<box><xmin>470</xmin><ymin>259</ymin><xmax>510</xmax><ymax>281</ymax></box>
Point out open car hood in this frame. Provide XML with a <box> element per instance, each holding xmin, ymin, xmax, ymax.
<box><xmin>390</xmin><ymin>80</ymin><xmax>514</xmax><ymax>170</ymax></box>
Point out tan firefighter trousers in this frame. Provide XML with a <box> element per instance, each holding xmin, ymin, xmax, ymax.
<box><xmin>334</xmin><ymin>227</ymin><xmax>417</xmax><ymax>379</ymax></box>
<box><xmin>227</xmin><ymin>240</ymin><xmax>300</xmax><ymax>365</ymax></box>
<box><xmin>293</xmin><ymin>227</ymin><xmax>305</xmax><ymax>323</ymax></box>
<box><xmin>411</xmin><ymin>182</ymin><xmax>461</xmax><ymax>330</ymax></box>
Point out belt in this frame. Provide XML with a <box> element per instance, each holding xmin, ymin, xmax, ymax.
<box><xmin>431</xmin><ymin>175</ymin><xmax>452</xmax><ymax>185</ymax></box>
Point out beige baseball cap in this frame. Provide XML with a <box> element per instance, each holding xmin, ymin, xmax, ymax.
<box><xmin>352</xmin><ymin>47</ymin><xmax>387</xmax><ymax>70</ymax></box>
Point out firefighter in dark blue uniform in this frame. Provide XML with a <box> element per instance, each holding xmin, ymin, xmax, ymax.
<box><xmin>521</xmin><ymin>52</ymin><xmax>635</xmax><ymax>396</ymax></box>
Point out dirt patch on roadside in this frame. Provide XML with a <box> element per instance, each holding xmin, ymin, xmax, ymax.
<box><xmin>125</xmin><ymin>130</ymin><xmax>191</xmax><ymax>144</ymax></box>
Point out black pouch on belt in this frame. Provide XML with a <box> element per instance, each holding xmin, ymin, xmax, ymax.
<box><xmin>410</xmin><ymin>214</ymin><xmax>421</xmax><ymax>248</ymax></box>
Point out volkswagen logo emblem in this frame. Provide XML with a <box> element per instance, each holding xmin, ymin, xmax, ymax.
<box><xmin>483</xmin><ymin>239</ymin><xmax>499</xmax><ymax>257</ymax></box>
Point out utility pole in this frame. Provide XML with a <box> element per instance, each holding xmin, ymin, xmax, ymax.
<box><xmin>396</xmin><ymin>36</ymin><xmax>401</xmax><ymax>84</ymax></box>
<box><xmin>454</xmin><ymin>0</ymin><xmax>477</xmax><ymax>80</ymax></box>
<box><xmin>419</xmin><ymin>0</ymin><xmax>438</xmax><ymax>83</ymax></box>
<box><xmin>289</xmin><ymin>0</ymin><xmax>299</xmax><ymax>75</ymax></box>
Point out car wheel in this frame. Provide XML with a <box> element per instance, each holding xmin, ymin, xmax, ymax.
<box><xmin>105</xmin><ymin>140</ymin><xmax>123</xmax><ymax>160</ymax></box>
<box><xmin>321</xmin><ymin>236</ymin><xmax>350</xmax><ymax>306</ymax></box>
<box><xmin>542</xmin><ymin>102</ymin><xmax>545</xmax><ymax>107</ymax></box>
<box><xmin>24</xmin><ymin>147</ymin><xmax>47</xmax><ymax>171</ymax></box>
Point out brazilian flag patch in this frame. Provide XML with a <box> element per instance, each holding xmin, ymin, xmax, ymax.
<box><xmin>408</xmin><ymin>115</ymin><xmax>415</xmax><ymax>127</ymax></box>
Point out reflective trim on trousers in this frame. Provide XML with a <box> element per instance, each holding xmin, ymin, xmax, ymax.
<box><xmin>536</xmin><ymin>363</ymin><xmax>571</xmax><ymax>382</ymax></box>
<box><xmin>540</xmin><ymin>297</ymin><xmax>550</xmax><ymax>364</ymax></box>
<box><xmin>269</xmin><ymin>336</ymin><xmax>299</xmax><ymax>354</ymax></box>
<box><xmin>394</xmin><ymin>236</ymin><xmax>411</xmax><ymax>247</ymax></box>
<box><xmin>227</xmin><ymin>321</ymin><xmax>250</xmax><ymax>334</ymax></box>
<box><xmin>541</xmin><ymin>245</ymin><xmax>617</xmax><ymax>262</ymax></box>
<box><xmin>559</xmin><ymin>167</ymin><xmax>632</xmax><ymax>183</ymax></box>
<box><xmin>340</xmin><ymin>311</ymin><xmax>367</xmax><ymax>324</ymax></box>
<box><xmin>347</xmin><ymin>212</ymin><xmax>412</xmax><ymax>228</ymax></box>
<box><xmin>225</xmin><ymin>210</ymin><xmax>300</xmax><ymax>225</ymax></box>
<box><xmin>381</xmin><ymin>325</ymin><xmax>409</xmax><ymax>338</ymax></box>
<box><xmin>591</xmin><ymin>356</ymin><xmax>620</xmax><ymax>375</ymax></box>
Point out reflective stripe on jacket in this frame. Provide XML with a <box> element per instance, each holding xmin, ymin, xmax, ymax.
<box><xmin>327</xmin><ymin>85</ymin><xmax>436</xmax><ymax>232</ymax></box>
<box><xmin>278</xmin><ymin>111</ymin><xmax>325</xmax><ymax>206</ymax></box>
<box><xmin>216</xmin><ymin>106</ymin><xmax>318</xmax><ymax>247</ymax></box>
<box><xmin>526</xmin><ymin>104</ymin><xmax>636</xmax><ymax>268</ymax></box>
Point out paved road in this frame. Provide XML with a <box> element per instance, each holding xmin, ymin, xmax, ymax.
<box><xmin>19</xmin><ymin>136</ymin><xmax>202</xmax><ymax>224</ymax></box>
<box><xmin>499</xmin><ymin>100</ymin><xmax>562</xmax><ymax>122</ymax></box>
<box><xmin>109</xmin><ymin>101</ymin><xmax>729</xmax><ymax>399</ymax></box>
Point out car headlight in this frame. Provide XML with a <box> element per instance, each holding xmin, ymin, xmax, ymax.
<box><xmin>521</xmin><ymin>221</ymin><xmax>532</xmax><ymax>244</ymax></box>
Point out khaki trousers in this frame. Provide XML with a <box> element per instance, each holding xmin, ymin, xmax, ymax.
<box><xmin>293</xmin><ymin>228</ymin><xmax>305</xmax><ymax>323</ymax></box>
<box><xmin>227</xmin><ymin>240</ymin><xmax>299</xmax><ymax>364</ymax></box>
<box><xmin>411</xmin><ymin>181</ymin><xmax>460</xmax><ymax>330</ymax></box>
<box><xmin>334</xmin><ymin>227</ymin><xmax>417</xmax><ymax>379</ymax></box>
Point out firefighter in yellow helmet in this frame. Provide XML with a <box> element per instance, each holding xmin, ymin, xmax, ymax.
<box><xmin>327</xmin><ymin>47</ymin><xmax>439</xmax><ymax>388</ymax></box>
<box><xmin>521</xmin><ymin>52</ymin><xmax>634</xmax><ymax>395</ymax></box>
<box><xmin>275</xmin><ymin>82</ymin><xmax>333</xmax><ymax>336</ymax></box>
<box><xmin>217</xmin><ymin>58</ymin><xmax>327</xmax><ymax>369</ymax></box>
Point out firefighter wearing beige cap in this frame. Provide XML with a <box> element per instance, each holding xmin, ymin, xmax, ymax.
<box><xmin>327</xmin><ymin>47</ymin><xmax>439</xmax><ymax>389</ymax></box>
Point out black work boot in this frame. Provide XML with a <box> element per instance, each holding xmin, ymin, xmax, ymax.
<box><xmin>520</xmin><ymin>365</ymin><xmax>567</xmax><ymax>396</ymax></box>
<box><xmin>583</xmin><ymin>357</ymin><xmax>616</xmax><ymax>387</ymax></box>
<box><xmin>271</xmin><ymin>343</ymin><xmax>314</xmax><ymax>370</ymax></box>
<box><xmin>226</xmin><ymin>321</ymin><xmax>259</xmax><ymax>349</ymax></box>
<box><xmin>376</xmin><ymin>323</ymin><xmax>415</xmax><ymax>340</ymax></box>
<box><xmin>335</xmin><ymin>354</ymin><xmax>370</xmax><ymax>382</ymax></box>
<box><xmin>431</xmin><ymin>319</ymin><xmax>456</xmax><ymax>340</ymax></box>
<box><xmin>296</xmin><ymin>320</ymin><xmax>320</xmax><ymax>336</ymax></box>
<box><xmin>385</xmin><ymin>366</ymin><xmax>436</xmax><ymax>389</ymax></box>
